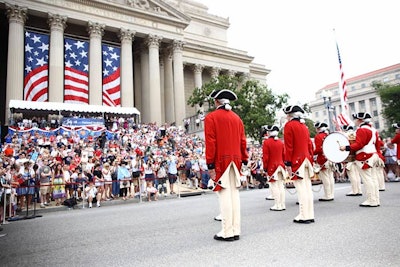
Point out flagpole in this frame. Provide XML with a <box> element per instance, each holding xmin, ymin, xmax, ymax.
<box><xmin>333</xmin><ymin>29</ymin><xmax>352</xmax><ymax>126</ymax></box>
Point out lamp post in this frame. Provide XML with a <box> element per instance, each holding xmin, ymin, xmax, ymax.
<box><xmin>322</xmin><ymin>90</ymin><xmax>335</xmax><ymax>132</ymax></box>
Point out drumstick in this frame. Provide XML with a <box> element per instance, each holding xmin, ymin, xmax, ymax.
<box><xmin>336</xmin><ymin>141</ymin><xmax>343</xmax><ymax>150</ymax></box>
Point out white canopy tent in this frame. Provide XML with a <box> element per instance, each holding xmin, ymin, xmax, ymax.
<box><xmin>9</xmin><ymin>100</ymin><xmax>140</xmax><ymax>116</ymax></box>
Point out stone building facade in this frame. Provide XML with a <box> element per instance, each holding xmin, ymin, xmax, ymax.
<box><xmin>0</xmin><ymin>0</ymin><xmax>269</xmax><ymax>126</ymax></box>
<box><xmin>309</xmin><ymin>63</ymin><xmax>400</xmax><ymax>132</ymax></box>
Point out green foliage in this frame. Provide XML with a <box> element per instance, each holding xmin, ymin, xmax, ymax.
<box><xmin>187</xmin><ymin>75</ymin><xmax>242</xmax><ymax>111</ymax></box>
<box><xmin>187</xmin><ymin>75</ymin><xmax>289</xmax><ymax>141</ymax></box>
<box><xmin>304</xmin><ymin>118</ymin><xmax>317</xmax><ymax>138</ymax></box>
<box><xmin>373</xmin><ymin>81</ymin><xmax>400</xmax><ymax>134</ymax></box>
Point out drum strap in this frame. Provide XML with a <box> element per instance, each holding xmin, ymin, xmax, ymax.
<box><xmin>356</xmin><ymin>127</ymin><xmax>377</xmax><ymax>154</ymax></box>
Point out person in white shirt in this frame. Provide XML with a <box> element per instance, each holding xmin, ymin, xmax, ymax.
<box><xmin>85</xmin><ymin>181</ymin><xmax>99</xmax><ymax>208</ymax></box>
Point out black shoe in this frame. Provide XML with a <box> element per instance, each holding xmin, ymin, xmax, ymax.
<box><xmin>359</xmin><ymin>203</ymin><xmax>379</xmax><ymax>207</ymax></box>
<box><xmin>293</xmin><ymin>219</ymin><xmax>315</xmax><ymax>224</ymax></box>
<box><xmin>356</xmin><ymin>193</ymin><xmax>363</xmax><ymax>196</ymax></box>
<box><xmin>265</xmin><ymin>197</ymin><xmax>274</xmax><ymax>200</ymax></box>
<box><xmin>214</xmin><ymin>217</ymin><xmax>222</xmax><ymax>222</ymax></box>
<box><xmin>379</xmin><ymin>189</ymin><xmax>385</xmax><ymax>191</ymax></box>
<box><xmin>319</xmin><ymin>198</ymin><xmax>334</xmax><ymax>202</ymax></box>
<box><xmin>234</xmin><ymin>235</ymin><xmax>240</xmax><ymax>240</ymax></box>
<box><xmin>270</xmin><ymin>207</ymin><xmax>285</xmax><ymax>211</ymax></box>
<box><xmin>296</xmin><ymin>202</ymin><xmax>299</xmax><ymax>205</ymax></box>
<box><xmin>214</xmin><ymin>235</ymin><xmax>234</xmax><ymax>242</ymax></box>
<box><xmin>346</xmin><ymin>193</ymin><xmax>358</xmax><ymax>196</ymax></box>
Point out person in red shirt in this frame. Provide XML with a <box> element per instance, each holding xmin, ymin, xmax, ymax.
<box><xmin>4</xmin><ymin>144</ymin><xmax>14</xmax><ymax>157</ymax></box>
<box><xmin>283</xmin><ymin>105</ymin><xmax>315</xmax><ymax>224</ymax></box>
<box><xmin>340</xmin><ymin>112</ymin><xmax>381</xmax><ymax>207</ymax></box>
<box><xmin>314</xmin><ymin>122</ymin><xmax>335</xmax><ymax>201</ymax></box>
<box><xmin>390</xmin><ymin>123</ymin><xmax>400</xmax><ymax>178</ymax></box>
<box><xmin>205</xmin><ymin>89</ymin><xmax>248</xmax><ymax>242</ymax></box>
<box><xmin>262</xmin><ymin>125</ymin><xmax>286</xmax><ymax>211</ymax></box>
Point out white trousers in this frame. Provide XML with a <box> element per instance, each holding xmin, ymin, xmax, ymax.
<box><xmin>293</xmin><ymin>171</ymin><xmax>314</xmax><ymax>220</ymax></box>
<box><xmin>346</xmin><ymin>162</ymin><xmax>362</xmax><ymax>194</ymax></box>
<box><xmin>319</xmin><ymin>167</ymin><xmax>335</xmax><ymax>199</ymax></box>
<box><xmin>217</xmin><ymin>164</ymin><xmax>241</xmax><ymax>238</ymax></box>
<box><xmin>358</xmin><ymin>166</ymin><xmax>380</xmax><ymax>205</ymax></box>
<box><xmin>270</xmin><ymin>173</ymin><xmax>286</xmax><ymax>210</ymax></box>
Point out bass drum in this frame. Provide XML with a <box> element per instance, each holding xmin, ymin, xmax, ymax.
<box><xmin>322</xmin><ymin>132</ymin><xmax>350</xmax><ymax>163</ymax></box>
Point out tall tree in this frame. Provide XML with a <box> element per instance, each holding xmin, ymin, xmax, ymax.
<box><xmin>187</xmin><ymin>75</ymin><xmax>288</xmax><ymax>140</ymax></box>
<box><xmin>373</xmin><ymin>81</ymin><xmax>400</xmax><ymax>135</ymax></box>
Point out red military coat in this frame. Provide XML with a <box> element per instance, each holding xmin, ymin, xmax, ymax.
<box><xmin>391</xmin><ymin>133</ymin><xmax>400</xmax><ymax>159</ymax></box>
<box><xmin>349</xmin><ymin>124</ymin><xmax>380</xmax><ymax>167</ymax></box>
<box><xmin>204</xmin><ymin>108</ymin><xmax>248</xmax><ymax>191</ymax></box>
<box><xmin>314</xmin><ymin>131</ymin><xmax>328</xmax><ymax>166</ymax></box>
<box><xmin>262</xmin><ymin>136</ymin><xmax>285</xmax><ymax>178</ymax></box>
<box><xmin>283</xmin><ymin>118</ymin><xmax>314</xmax><ymax>178</ymax></box>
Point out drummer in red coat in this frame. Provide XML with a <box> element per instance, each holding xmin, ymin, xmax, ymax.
<box><xmin>340</xmin><ymin>112</ymin><xmax>381</xmax><ymax>207</ymax></box>
<box><xmin>205</xmin><ymin>89</ymin><xmax>248</xmax><ymax>242</ymax></box>
<box><xmin>262</xmin><ymin>125</ymin><xmax>287</xmax><ymax>211</ymax></box>
<box><xmin>313</xmin><ymin>122</ymin><xmax>335</xmax><ymax>201</ymax></box>
<box><xmin>283</xmin><ymin>105</ymin><xmax>315</xmax><ymax>224</ymax></box>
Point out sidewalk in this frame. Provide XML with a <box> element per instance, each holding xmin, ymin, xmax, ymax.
<box><xmin>9</xmin><ymin>182</ymin><xmax>212</xmax><ymax>216</ymax></box>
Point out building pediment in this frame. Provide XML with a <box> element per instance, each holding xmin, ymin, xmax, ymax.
<box><xmin>87</xmin><ymin>0</ymin><xmax>191</xmax><ymax>26</ymax></box>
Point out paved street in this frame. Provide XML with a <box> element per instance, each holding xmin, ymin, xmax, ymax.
<box><xmin>1</xmin><ymin>182</ymin><xmax>400</xmax><ymax>267</ymax></box>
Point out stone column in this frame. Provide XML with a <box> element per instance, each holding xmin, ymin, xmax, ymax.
<box><xmin>5</xmin><ymin>4</ymin><xmax>27</xmax><ymax>124</ymax></box>
<box><xmin>146</xmin><ymin>34</ymin><xmax>162</xmax><ymax>125</ymax></box>
<box><xmin>140</xmin><ymin>45</ymin><xmax>150</xmax><ymax>122</ymax></box>
<box><xmin>119</xmin><ymin>28</ymin><xmax>135</xmax><ymax>107</ymax></box>
<box><xmin>193</xmin><ymin>64</ymin><xmax>204</xmax><ymax>90</ymax></box>
<box><xmin>159</xmin><ymin>55</ymin><xmax>165</xmax><ymax>122</ymax></box>
<box><xmin>87</xmin><ymin>21</ymin><xmax>105</xmax><ymax>105</ymax></box>
<box><xmin>172</xmin><ymin>40</ymin><xmax>185</xmax><ymax>126</ymax></box>
<box><xmin>193</xmin><ymin>64</ymin><xmax>204</xmax><ymax>113</ymax></box>
<box><xmin>133</xmin><ymin>50</ymin><xmax>142</xmax><ymax>113</ymax></box>
<box><xmin>227</xmin><ymin>70</ymin><xmax>237</xmax><ymax>78</ymax></box>
<box><xmin>48</xmin><ymin>13</ymin><xmax>67</xmax><ymax>103</ymax></box>
<box><xmin>163</xmin><ymin>47</ymin><xmax>174</xmax><ymax>124</ymax></box>
<box><xmin>210</xmin><ymin>66</ymin><xmax>221</xmax><ymax>79</ymax></box>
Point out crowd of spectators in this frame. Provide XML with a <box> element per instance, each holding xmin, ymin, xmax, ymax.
<box><xmin>1</xmin><ymin>114</ymin><xmax>398</xmax><ymax>222</ymax></box>
<box><xmin>0</xmin><ymin>116</ymin><xmax>261</xmax><ymax>221</ymax></box>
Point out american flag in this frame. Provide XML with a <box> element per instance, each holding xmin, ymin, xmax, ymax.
<box><xmin>335</xmin><ymin>37</ymin><xmax>352</xmax><ymax>126</ymax></box>
<box><xmin>102</xmin><ymin>44</ymin><xmax>121</xmax><ymax>107</ymax></box>
<box><xmin>64</xmin><ymin>37</ymin><xmax>89</xmax><ymax>104</ymax></box>
<box><xmin>24</xmin><ymin>31</ymin><xmax>49</xmax><ymax>102</ymax></box>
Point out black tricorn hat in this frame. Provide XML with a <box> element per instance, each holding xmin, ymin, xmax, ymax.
<box><xmin>265</xmin><ymin>125</ymin><xmax>280</xmax><ymax>132</ymax></box>
<box><xmin>283</xmin><ymin>105</ymin><xmax>305</xmax><ymax>114</ymax></box>
<box><xmin>393</xmin><ymin>123</ymin><xmax>400</xmax><ymax>129</ymax></box>
<box><xmin>342</xmin><ymin>125</ymin><xmax>354</xmax><ymax>131</ymax></box>
<box><xmin>209</xmin><ymin>89</ymin><xmax>237</xmax><ymax>101</ymax></box>
<box><xmin>352</xmin><ymin>112</ymin><xmax>372</xmax><ymax>120</ymax></box>
<box><xmin>314</xmin><ymin>122</ymin><xmax>328</xmax><ymax>128</ymax></box>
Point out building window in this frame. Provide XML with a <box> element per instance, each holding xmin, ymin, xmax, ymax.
<box><xmin>395</xmin><ymin>74</ymin><xmax>400</xmax><ymax>80</ymax></box>
<box><xmin>383</xmin><ymin>77</ymin><xmax>389</xmax><ymax>82</ymax></box>
<box><xmin>361</xmin><ymin>83</ymin><xmax>366</xmax><ymax>88</ymax></box>
<box><xmin>359</xmin><ymin>100</ymin><xmax>365</xmax><ymax>111</ymax></box>
<box><xmin>334</xmin><ymin>90</ymin><xmax>339</xmax><ymax>95</ymax></box>
<box><xmin>374</xmin><ymin>121</ymin><xmax>380</xmax><ymax>129</ymax></box>
<box><xmin>349</xmin><ymin>102</ymin><xmax>355</xmax><ymax>113</ymax></box>
<box><xmin>373</xmin><ymin>110</ymin><xmax>378</xmax><ymax>116</ymax></box>
<box><xmin>369</xmin><ymin>97</ymin><xmax>376</xmax><ymax>108</ymax></box>
<box><xmin>323</xmin><ymin>110</ymin><xmax>327</xmax><ymax>116</ymax></box>
<box><xmin>315</xmin><ymin>111</ymin><xmax>319</xmax><ymax>118</ymax></box>
<box><xmin>351</xmin><ymin>86</ymin><xmax>356</xmax><ymax>91</ymax></box>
